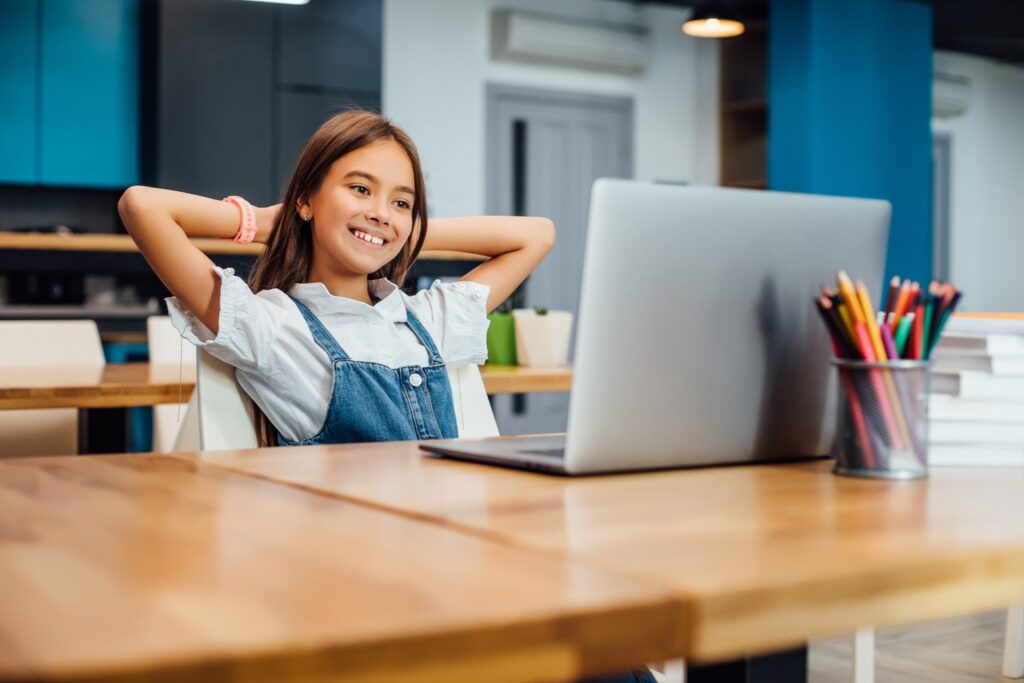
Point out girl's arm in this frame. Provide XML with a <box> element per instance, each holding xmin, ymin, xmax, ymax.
<box><xmin>117</xmin><ymin>186</ymin><xmax>280</xmax><ymax>334</ymax></box>
<box><xmin>421</xmin><ymin>216</ymin><xmax>555</xmax><ymax>312</ymax></box>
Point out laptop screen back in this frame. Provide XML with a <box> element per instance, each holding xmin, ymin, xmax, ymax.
<box><xmin>564</xmin><ymin>181</ymin><xmax>890</xmax><ymax>474</ymax></box>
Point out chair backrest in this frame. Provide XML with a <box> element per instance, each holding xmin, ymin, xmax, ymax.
<box><xmin>191</xmin><ymin>352</ymin><xmax>498</xmax><ymax>451</ymax></box>
<box><xmin>0</xmin><ymin>320</ymin><xmax>104</xmax><ymax>456</ymax></box>
<box><xmin>147</xmin><ymin>316</ymin><xmax>198</xmax><ymax>453</ymax></box>
<box><xmin>0</xmin><ymin>320</ymin><xmax>104</xmax><ymax>366</ymax></box>
<box><xmin>447</xmin><ymin>364</ymin><xmax>500</xmax><ymax>438</ymax></box>
<box><xmin>146</xmin><ymin>316</ymin><xmax>196</xmax><ymax>367</ymax></box>
<box><xmin>196</xmin><ymin>349</ymin><xmax>258</xmax><ymax>451</ymax></box>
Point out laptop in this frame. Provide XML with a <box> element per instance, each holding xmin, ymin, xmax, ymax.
<box><xmin>421</xmin><ymin>180</ymin><xmax>890</xmax><ymax>475</ymax></box>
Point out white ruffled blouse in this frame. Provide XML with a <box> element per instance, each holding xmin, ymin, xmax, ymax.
<box><xmin>167</xmin><ymin>266</ymin><xmax>490</xmax><ymax>442</ymax></box>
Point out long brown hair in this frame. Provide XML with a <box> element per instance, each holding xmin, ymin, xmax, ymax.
<box><xmin>247</xmin><ymin>110</ymin><xmax>429</xmax><ymax>447</ymax></box>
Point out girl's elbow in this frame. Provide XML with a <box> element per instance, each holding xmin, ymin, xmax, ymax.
<box><xmin>535</xmin><ymin>217</ymin><xmax>556</xmax><ymax>251</ymax></box>
<box><xmin>118</xmin><ymin>186</ymin><xmax>148</xmax><ymax>226</ymax></box>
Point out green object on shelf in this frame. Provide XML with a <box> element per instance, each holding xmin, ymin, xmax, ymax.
<box><xmin>486</xmin><ymin>312</ymin><xmax>517</xmax><ymax>365</ymax></box>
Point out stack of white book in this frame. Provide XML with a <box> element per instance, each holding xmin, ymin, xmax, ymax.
<box><xmin>928</xmin><ymin>315</ymin><xmax>1024</xmax><ymax>466</ymax></box>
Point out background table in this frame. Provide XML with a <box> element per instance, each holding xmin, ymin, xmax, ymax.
<box><xmin>0</xmin><ymin>363</ymin><xmax>194</xmax><ymax>411</ymax></box>
<box><xmin>0</xmin><ymin>363</ymin><xmax>571</xmax><ymax>454</ymax></box>
<box><xmin>0</xmin><ymin>363</ymin><xmax>571</xmax><ymax>411</ymax></box>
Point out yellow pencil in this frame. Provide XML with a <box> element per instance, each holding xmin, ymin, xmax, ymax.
<box><xmin>836</xmin><ymin>271</ymin><xmax>864</xmax><ymax>325</ymax></box>
<box><xmin>836</xmin><ymin>303</ymin><xmax>856</xmax><ymax>347</ymax></box>
<box><xmin>856</xmin><ymin>280</ymin><xmax>889</xmax><ymax>360</ymax></box>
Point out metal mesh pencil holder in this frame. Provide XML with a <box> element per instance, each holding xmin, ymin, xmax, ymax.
<box><xmin>831</xmin><ymin>359</ymin><xmax>932</xmax><ymax>480</ymax></box>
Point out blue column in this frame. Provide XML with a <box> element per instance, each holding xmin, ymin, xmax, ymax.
<box><xmin>769</xmin><ymin>0</ymin><xmax>933</xmax><ymax>287</ymax></box>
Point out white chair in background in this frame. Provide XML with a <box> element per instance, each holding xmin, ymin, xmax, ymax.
<box><xmin>0</xmin><ymin>320</ymin><xmax>104</xmax><ymax>457</ymax></box>
<box><xmin>189</xmin><ymin>347</ymin><xmax>498</xmax><ymax>451</ymax></box>
<box><xmin>146</xmin><ymin>316</ymin><xmax>197</xmax><ymax>452</ymax></box>
<box><xmin>1005</xmin><ymin>605</ymin><xmax>1024</xmax><ymax>678</ymax></box>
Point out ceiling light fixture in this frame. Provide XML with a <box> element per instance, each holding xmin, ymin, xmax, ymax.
<box><xmin>682</xmin><ymin>4</ymin><xmax>745</xmax><ymax>38</ymax></box>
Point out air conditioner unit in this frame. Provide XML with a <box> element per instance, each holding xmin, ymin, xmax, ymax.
<box><xmin>933</xmin><ymin>70</ymin><xmax>971</xmax><ymax>118</ymax></box>
<box><xmin>491</xmin><ymin>9</ymin><xmax>650</xmax><ymax>75</ymax></box>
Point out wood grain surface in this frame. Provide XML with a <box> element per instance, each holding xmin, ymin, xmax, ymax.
<box><xmin>0</xmin><ymin>455</ymin><xmax>682</xmax><ymax>682</ymax></box>
<box><xmin>176</xmin><ymin>441</ymin><xmax>1024</xmax><ymax>663</ymax></box>
<box><xmin>0</xmin><ymin>363</ymin><xmax>194</xmax><ymax>410</ymax></box>
<box><xmin>0</xmin><ymin>364</ymin><xmax>570</xmax><ymax>410</ymax></box>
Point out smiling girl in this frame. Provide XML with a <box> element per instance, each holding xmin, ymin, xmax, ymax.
<box><xmin>119</xmin><ymin>110</ymin><xmax>555</xmax><ymax>448</ymax></box>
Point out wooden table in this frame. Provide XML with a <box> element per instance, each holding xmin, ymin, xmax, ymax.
<box><xmin>179</xmin><ymin>442</ymin><xmax>1024</xmax><ymax>668</ymax></box>
<box><xmin>0</xmin><ymin>363</ymin><xmax>200</xmax><ymax>454</ymax></box>
<box><xmin>0</xmin><ymin>363</ymin><xmax>195</xmax><ymax>411</ymax></box>
<box><xmin>0</xmin><ymin>363</ymin><xmax>570</xmax><ymax>411</ymax></box>
<box><xmin>0</xmin><ymin>455</ymin><xmax>681</xmax><ymax>682</ymax></box>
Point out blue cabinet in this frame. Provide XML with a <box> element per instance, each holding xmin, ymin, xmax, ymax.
<box><xmin>0</xmin><ymin>1</ymin><xmax>39</xmax><ymax>183</ymax></box>
<box><xmin>40</xmin><ymin>0</ymin><xmax>139</xmax><ymax>187</ymax></box>
<box><xmin>0</xmin><ymin>0</ymin><xmax>139</xmax><ymax>188</ymax></box>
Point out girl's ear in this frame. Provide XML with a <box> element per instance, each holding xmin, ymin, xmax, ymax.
<box><xmin>295</xmin><ymin>196</ymin><xmax>312</xmax><ymax>222</ymax></box>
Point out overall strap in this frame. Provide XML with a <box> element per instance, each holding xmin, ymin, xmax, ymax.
<box><xmin>403</xmin><ymin>307</ymin><xmax>445</xmax><ymax>365</ymax></box>
<box><xmin>287</xmin><ymin>295</ymin><xmax>351</xmax><ymax>362</ymax></box>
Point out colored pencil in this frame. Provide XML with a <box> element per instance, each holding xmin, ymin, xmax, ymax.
<box><xmin>894</xmin><ymin>315</ymin><xmax>914</xmax><ymax>357</ymax></box>
<box><xmin>928</xmin><ymin>289</ymin><xmax>963</xmax><ymax>358</ymax></box>
<box><xmin>923</xmin><ymin>292</ymin><xmax>935</xmax><ymax>359</ymax></box>
<box><xmin>880</xmin><ymin>324</ymin><xmax>898</xmax><ymax>360</ymax></box>
<box><xmin>815</xmin><ymin>297</ymin><xmax>855</xmax><ymax>359</ymax></box>
<box><xmin>854</xmin><ymin>321</ymin><xmax>904</xmax><ymax>449</ymax></box>
<box><xmin>837</xmin><ymin>271</ymin><xmax>865</xmax><ymax>325</ymax></box>
<box><xmin>823</xmin><ymin>290</ymin><xmax>857</xmax><ymax>352</ymax></box>
<box><xmin>883</xmin><ymin>275</ymin><xmax>900</xmax><ymax>321</ymax></box>
<box><xmin>856</xmin><ymin>280</ymin><xmax>887</xmax><ymax>362</ymax></box>
<box><xmin>890</xmin><ymin>279</ymin><xmax>912</xmax><ymax>328</ymax></box>
<box><xmin>840</xmin><ymin>372</ymin><xmax>877</xmax><ymax>469</ymax></box>
<box><xmin>911</xmin><ymin>303</ymin><xmax>925</xmax><ymax>359</ymax></box>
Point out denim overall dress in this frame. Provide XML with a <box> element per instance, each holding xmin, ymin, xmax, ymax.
<box><xmin>278</xmin><ymin>296</ymin><xmax>459</xmax><ymax>446</ymax></box>
<box><xmin>279</xmin><ymin>298</ymin><xmax>653</xmax><ymax>683</ymax></box>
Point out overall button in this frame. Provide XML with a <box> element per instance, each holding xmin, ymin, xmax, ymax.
<box><xmin>409</xmin><ymin>372</ymin><xmax>423</xmax><ymax>387</ymax></box>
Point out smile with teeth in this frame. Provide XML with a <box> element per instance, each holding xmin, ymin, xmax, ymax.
<box><xmin>349</xmin><ymin>228</ymin><xmax>387</xmax><ymax>247</ymax></box>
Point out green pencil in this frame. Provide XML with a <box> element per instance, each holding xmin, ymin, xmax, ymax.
<box><xmin>922</xmin><ymin>296</ymin><xmax>935</xmax><ymax>359</ymax></box>
<box><xmin>929</xmin><ymin>290</ymin><xmax>963</xmax><ymax>357</ymax></box>
<box><xmin>894</xmin><ymin>315</ymin><xmax>914</xmax><ymax>358</ymax></box>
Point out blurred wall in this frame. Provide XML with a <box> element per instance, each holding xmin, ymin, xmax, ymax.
<box><xmin>382</xmin><ymin>0</ymin><xmax>719</xmax><ymax>217</ymax></box>
<box><xmin>933</xmin><ymin>51</ymin><xmax>1024</xmax><ymax>313</ymax></box>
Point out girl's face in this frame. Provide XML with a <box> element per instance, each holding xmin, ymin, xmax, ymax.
<box><xmin>301</xmin><ymin>140</ymin><xmax>417</xmax><ymax>278</ymax></box>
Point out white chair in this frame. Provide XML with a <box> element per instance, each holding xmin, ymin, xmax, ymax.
<box><xmin>0</xmin><ymin>320</ymin><xmax>104</xmax><ymax>457</ymax></box>
<box><xmin>146</xmin><ymin>316</ymin><xmax>197</xmax><ymax>452</ymax></box>
<box><xmin>1005</xmin><ymin>605</ymin><xmax>1024</xmax><ymax>678</ymax></box>
<box><xmin>447</xmin><ymin>363</ymin><xmax>499</xmax><ymax>438</ymax></box>
<box><xmin>194</xmin><ymin>349</ymin><xmax>257</xmax><ymax>451</ymax></box>
<box><xmin>851</xmin><ymin>603</ymin><xmax>1023</xmax><ymax>683</ymax></box>
<box><xmin>187</xmin><ymin>347</ymin><xmax>497</xmax><ymax>451</ymax></box>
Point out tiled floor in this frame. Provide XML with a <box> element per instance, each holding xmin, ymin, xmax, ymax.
<box><xmin>810</xmin><ymin>610</ymin><xmax>1010</xmax><ymax>683</ymax></box>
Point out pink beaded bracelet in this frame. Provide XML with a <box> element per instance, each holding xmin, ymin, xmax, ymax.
<box><xmin>222</xmin><ymin>195</ymin><xmax>257</xmax><ymax>244</ymax></box>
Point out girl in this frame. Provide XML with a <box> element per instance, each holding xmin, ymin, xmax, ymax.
<box><xmin>119</xmin><ymin>110</ymin><xmax>554</xmax><ymax>448</ymax></box>
<box><xmin>121</xmin><ymin>110</ymin><xmax>656</xmax><ymax>682</ymax></box>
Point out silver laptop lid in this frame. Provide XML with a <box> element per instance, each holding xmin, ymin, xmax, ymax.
<box><xmin>564</xmin><ymin>181</ymin><xmax>890</xmax><ymax>474</ymax></box>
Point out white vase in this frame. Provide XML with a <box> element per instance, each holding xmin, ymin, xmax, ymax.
<box><xmin>512</xmin><ymin>309</ymin><xmax>573</xmax><ymax>367</ymax></box>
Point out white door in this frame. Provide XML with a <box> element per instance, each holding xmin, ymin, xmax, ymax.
<box><xmin>486</xmin><ymin>84</ymin><xmax>633</xmax><ymax>435</ymax></box>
